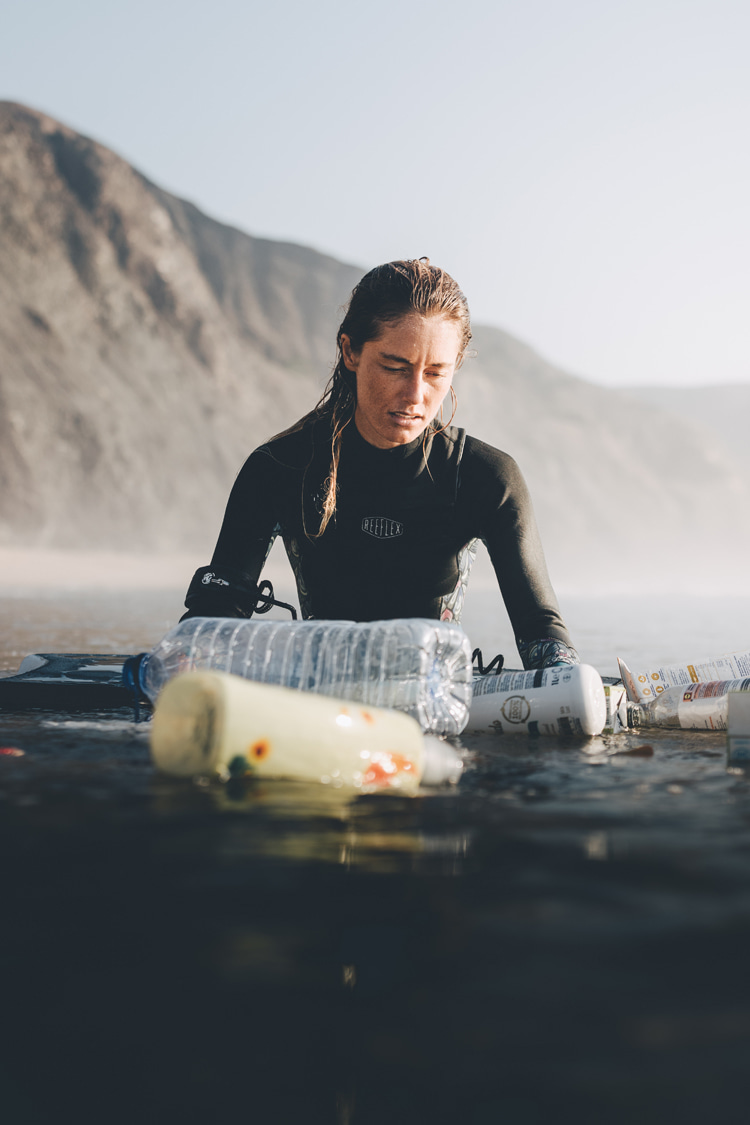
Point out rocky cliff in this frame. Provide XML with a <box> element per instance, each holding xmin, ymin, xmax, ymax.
<box><xmin>0</xmin><ymin>101</ymin><xmax>361</xmax><ymax>555</ymax></box>
<box><xmin>1</xmin><ymin>101</ymin><xmax>747</xmax><ymax>591</ymax></box>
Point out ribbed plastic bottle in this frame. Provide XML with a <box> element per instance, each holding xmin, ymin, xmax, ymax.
<box><xmin>150</xmin><ymin>671</ymin><xmax>463</xmax><ymax>792</ymax></box>
<box><xmin>467</xmin><ymin>664</ymin><xmax>606</xmax><ymax>736</ymax></box>
<box><xmin>138</xmin><ymin>617</ymin><xmax>473</xmax><ymax>738</ymax></box>
<box><xmin>627</xmin><ymin>676</ymin><xmax>750</xmax><ymax>730</ymax></box>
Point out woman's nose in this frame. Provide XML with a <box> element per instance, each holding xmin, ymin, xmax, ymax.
<box><xmin>403</xmin><ymin>370</ymin><xmax>426</xmax><ymax>401</ymax></box>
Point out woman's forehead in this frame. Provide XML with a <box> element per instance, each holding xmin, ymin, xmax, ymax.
<box><xmin>370</xmin><ymin>313</ymin><xmax>464</xmax><ymax>352</ymax></box>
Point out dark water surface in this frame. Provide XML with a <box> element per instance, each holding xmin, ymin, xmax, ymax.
<box><xmin>2</xmin><ymin>593</ymin><xmax>750</xmax><ymax>1124</ymax></box>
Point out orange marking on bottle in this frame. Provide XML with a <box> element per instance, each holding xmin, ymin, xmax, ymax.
<box><xmin>249</xmin><ymin>739</ymin><xmax>271</xmax><ymax>762</ymax></box>
<box><xmin>362</xmin><ymin>751</ymin><xmax>415</xmax><ymax>788</ymax></box>
<box><xmin>361</xmin><ymin>711</ymin><xmax>375</xmax><ymax>724</ymax></box>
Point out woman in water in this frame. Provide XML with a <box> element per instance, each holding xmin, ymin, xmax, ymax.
<box><xmin>183</xmin><ymin>259</ymin><xmax>578</xmax><ymax>670</ymax></box>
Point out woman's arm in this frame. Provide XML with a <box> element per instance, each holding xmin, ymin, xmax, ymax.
<box><xmin>462</xmin><ymin>438</ymin><xmax>579</xmax><ymax>669</ymax></box>
<box><xmin>182</xmin><ymin>447</ymin><xmax>284</xmax><ymax>619</ymax></box>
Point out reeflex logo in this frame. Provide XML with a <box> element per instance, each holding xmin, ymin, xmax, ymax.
<box><xmin>362</xmin><ymin>517</ymin><xmax>404</xmax><ymax>539</ymax></box>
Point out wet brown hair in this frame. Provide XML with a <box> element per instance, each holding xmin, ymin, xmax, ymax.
<box><xmin>286</xmin><ymin>258</ymin><xmax>471</xmax><ymax>537</ymax></box>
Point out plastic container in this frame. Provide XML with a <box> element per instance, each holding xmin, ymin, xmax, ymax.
<box><xmin>150</xmin><ymin>670</ymin><xmax>463</xmax><ymax>792</ymax></box>
<box><xmin>467</xmin><ymin>664</ymin><xmax>606</xmax><ymax>737</ymax></box>
<box><xmin>727</xmin><ymin>691</ymin><xmax>750</xmax><ymax>763</ymax></box>
<box><xmin>618</xmin><ymin>650</ymin><xmax>750</xmax><ymax>703</ymax></box>
<box><xmin>139</xmin><ymin>617</ymin><xmax>473</xmax><ymax>737</ymax></box>
<box><xmin>628</xmin><ymin>676</ymin><xmax>750</xmax><ymax>730</ymax></box>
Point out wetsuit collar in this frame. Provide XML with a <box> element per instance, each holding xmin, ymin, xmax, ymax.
<box><xmin>344</xmin><ymin>420</ymin><xmax>433</xmax><ymax>466</ymax></box>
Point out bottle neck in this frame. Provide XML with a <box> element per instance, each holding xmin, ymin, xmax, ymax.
<box><xmin>626</xmin><ymin>701</ymin><xmax>644</xmax><ymax>728</ymax></box>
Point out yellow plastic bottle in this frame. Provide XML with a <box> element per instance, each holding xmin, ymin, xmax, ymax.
<box><xmin>150</xmin><ymin>670</ymin><xmax>462</xmax><ymax>793</ymax></box>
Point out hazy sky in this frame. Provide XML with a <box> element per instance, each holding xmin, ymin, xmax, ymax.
<box><xmin>2</xmin><ymin>0</ymin><xmax>748</xmax><ymax>387</ymax></box>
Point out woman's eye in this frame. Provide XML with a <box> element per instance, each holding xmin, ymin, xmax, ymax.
<box><xmin>380</xmin><ymin>365</ymin><xmax>449</xmax><ymax>379</ymax></box>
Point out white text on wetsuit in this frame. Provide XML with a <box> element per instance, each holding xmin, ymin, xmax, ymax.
<box><xmin>361</xmin><ymin>517</ymin><xmax>404</xmax><ymax>539</ymax></box>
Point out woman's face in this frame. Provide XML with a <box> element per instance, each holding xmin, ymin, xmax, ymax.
<box><xmin>342</xmin><ymin>314</ymin><xmax>463</xmax><ymax>449</ymax></box>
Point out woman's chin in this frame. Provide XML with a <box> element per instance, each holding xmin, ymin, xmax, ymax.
<box><xmin>386</xmin><ymin>414</ymin><xmax>427</xmax><ymax>441</ymax></box>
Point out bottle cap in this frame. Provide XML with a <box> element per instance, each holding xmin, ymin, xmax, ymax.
<box><xmin>421</xmin><ymin>736</ymin><xmax>463</xmax><ymax>787</ymax></box>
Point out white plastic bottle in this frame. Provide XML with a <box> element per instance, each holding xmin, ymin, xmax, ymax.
<box><xmin>467</xmin><ymin>664</ymin><xmax>606</xmax><ymax>737</ymax></box>
<box><xmin>150</xmin><ymin>670</ymin><xmax>463</xmax><ymax>792</ymax></box>
<box><xmin>627</xmin><ymin>677</ymin><xmax>750</xmax><ymax>730</ymax></box>
<box><xmin>138</xmin><ymin>617</ymin><xmax>473</xmax><ymax>737</ymax></box>
<box><xmin>727</xmin><ymin>691</ymin><xmax>750</xmax><ymax>763</ymax></box>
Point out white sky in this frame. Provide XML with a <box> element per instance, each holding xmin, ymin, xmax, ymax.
<box><xmin>2</xmin><ymin>0</ymin><xmax>748</xmax><ymax>387</ymax></box>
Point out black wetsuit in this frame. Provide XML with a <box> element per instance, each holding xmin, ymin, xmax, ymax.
<box><xmin>184</xmin><ymin>420</ymin><xmax>577</xmax><ymax>668</ymax></box>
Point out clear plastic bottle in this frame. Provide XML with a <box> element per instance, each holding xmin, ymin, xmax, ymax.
<box><xmin>138</xmin><ymin>617</ymin><xmax>473</xmax><ymax>737</ymax></box>
<box><xmin>627</xmin><ymin>677</ymin><xmax>750</xmax><ymax>730</ymax></box>
<box><xmin>467</xmin><ymin>664</ymin><xmax>606</xmax><ymax>737</ymax></box>
<box><xmin>150</xmin><ymin>670</ymin><xmax>463</xmax><ymax>792</ymax></box>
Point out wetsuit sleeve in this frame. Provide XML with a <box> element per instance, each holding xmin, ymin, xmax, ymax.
<box><xmin>182</xmin><ymin>447</ymin><xmax>282</xmax><ymax>618</ymax></box>
<box><xmin>461</xmin><ymin>439</ymin><xmax>576</xmax><ymax>660</ymax></box>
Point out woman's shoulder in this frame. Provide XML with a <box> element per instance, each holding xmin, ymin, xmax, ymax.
<box><xmin>455</xmin><ymin>431</ymin><xmax>522</xmax><ymax>475</ymax></box>
<box><xmin>245</xmin><ymin>417</ymin><xmax>328</xmax><ymax>471</ymax></box>
<box><xmin>456</xmin><ymin>432</ymin><xmax>530</xmax><ymax>501</ymax></box>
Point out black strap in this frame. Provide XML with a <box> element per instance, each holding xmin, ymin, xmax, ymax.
<box><xmin>472</xmin><ymin>648</ymin><xmax>504</xmax><ymax>676</ymax></box>
<box><xmin>253</xmin><ymin>579</ymin><xmax>297</xmax><ymax>619</ymax></box>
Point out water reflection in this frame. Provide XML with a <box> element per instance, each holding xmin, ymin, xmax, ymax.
<box><xmin>147</xmin><ymin>773</ymin><xmax>476</xmax><ymax>875</ymax></box>
<box><xmin>5</xmin><ymin>708</ymin><xmax>750</xmax><ymax>1123</ymax></box>
<box><xmin>582</xmin><ymin>830</ymin><xmax>609</xmax><ymax>861</ymax></box>
<box><xmin>6</xmin><ymin>594</ymin><xmax>750</xmax><ymax>1121</ymax></box>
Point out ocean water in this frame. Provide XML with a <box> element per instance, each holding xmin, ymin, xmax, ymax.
<box><xmin>2</xmin><ymin>589</ymin><xmax>750</xmax><ymax>1124</ymax></box>
<box><xmin>4</xmin><ymin>586</ymin><xmax>750</xmax><ymax>676</ymax></box>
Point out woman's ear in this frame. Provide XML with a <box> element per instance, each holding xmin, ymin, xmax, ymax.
<box><xmin>340</xmin><ymin>333</ymin><xmax>359</xmax><ymax>372</ymax></box>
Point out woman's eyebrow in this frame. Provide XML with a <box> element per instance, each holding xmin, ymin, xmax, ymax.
<box><xmin>379</xmin><ymin>351</ymin><xmax>452</xmax><ymax>368</ymax></box>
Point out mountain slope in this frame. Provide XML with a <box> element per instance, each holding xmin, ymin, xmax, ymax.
<box><xmin>618</xmin><ymin>384</ymin><xmax>750</xmax><ymax>472</ymax></box>
<box><xmin>0</xmin><ymin>100</ymin><xmax>361</xmax><ymax>553</ymax></box>
<box><xmin>1</xmin><ymin>100</ymin><xmax>747</xmax><ymax>592</ymax></box>
<box><xmin>454</xmin><ymin>329</ymin><xmax>750</xmax><ymax>586</ymax></box>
